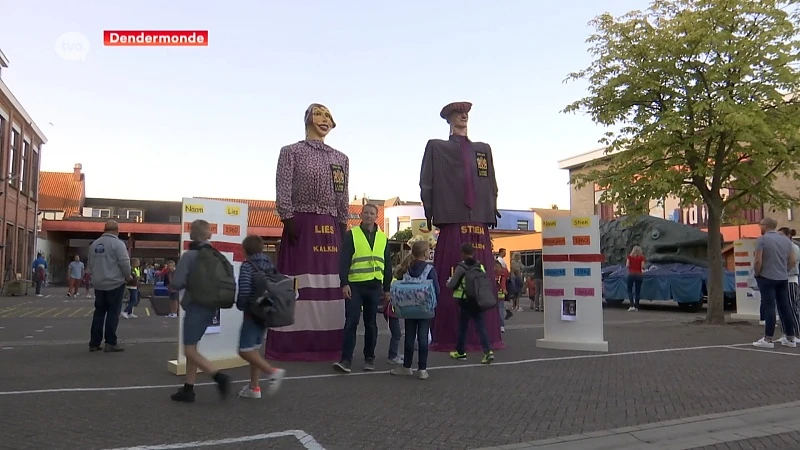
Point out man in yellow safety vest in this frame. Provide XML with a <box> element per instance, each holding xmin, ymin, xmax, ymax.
<box><xmin>334</xmin><ymin>204</ymin><xmax>393</xmax><ymax>374</ymax></box>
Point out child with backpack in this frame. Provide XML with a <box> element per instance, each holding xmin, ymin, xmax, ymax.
<box><xmin>236</xmin><ymin>235</ymin><xmax>286</xmax><ymax>399</ymax></box>
<box><xmin>389</xmin><ymin>241</ymin><xmax>439</xmax><ymax>379</ymax></box>
<box><xmin>447</xmin><ymin>243</ymin><xmax>495</xmax><ymax>364</ymax></box>
<box><xmin>169</xmin><ymin>219</ymin><xmax>233</xmax><ymax>403</ymax></box>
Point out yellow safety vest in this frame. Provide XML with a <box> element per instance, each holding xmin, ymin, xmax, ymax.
<box><xmin>452</xmin><ymin>264</ymin><xmax>485</xmax><ymax>298</ymax></box>
<box><xmin>349</xmin><ymin>226</ymin><xmax>387</xmax><ymax>282</ymax></box>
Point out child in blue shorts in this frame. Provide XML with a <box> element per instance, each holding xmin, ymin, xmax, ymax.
<box><xmin>236</xmin><ymin>235</ymin><xmax>286</xmax><ymax>399</ymax></box>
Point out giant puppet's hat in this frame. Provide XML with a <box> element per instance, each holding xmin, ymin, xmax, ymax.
<box><xmin>439</xmin><ymin>101</ymin><xmax>472</xmax><ymax>120</ymax></box>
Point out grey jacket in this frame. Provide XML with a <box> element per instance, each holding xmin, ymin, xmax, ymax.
<box><xmin>170</xmin><ymin>240</ymin><xmax>207</xmax><ymax>308</ymax></box>
<box><xmin>88</xmin><ymin>233</ymin><xmax>132</xmax><ymax>291</ymax></box>
<box><xmin>419</xmin><ymin>135</ymin><xmax>498</xmax><ymax>226</ymax></box>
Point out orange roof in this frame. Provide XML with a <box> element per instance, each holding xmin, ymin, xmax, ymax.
<box><xmin>39</xmin><ymin>171</ymin><xmax>84</xmax><ymax>217</ymax></box>
<box><xmin>205</xmin><ymin>198</ymin><xmax>383</xmax><ymax>229</ymax></box>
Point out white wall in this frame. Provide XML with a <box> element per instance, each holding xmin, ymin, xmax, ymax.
<box><xmin>37</xmin><ymin>236</ymin><xmax>67</xmax><ymax>283</ymax></box>
<box><xmin>383</xmin><ymin>205</ymin><xmax>425</xmax><ymax>237</ymax></box>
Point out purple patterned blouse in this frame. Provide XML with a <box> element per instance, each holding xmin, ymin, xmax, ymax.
<box><xmin>276</xmin><ymin>139</ymin><xmax>350</xmax><ymax>224</ymax></box>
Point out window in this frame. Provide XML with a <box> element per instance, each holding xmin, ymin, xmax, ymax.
<box><xmin>384</xmin><ymin>219</ymin><xmax>390</xmax><ymax>233</ymax></box>
<box><xmin>91</xmin><ymin>209</ymin><xmax>111</xmax><ymax>218</ymax></box>
<box><xmin>31</xmin><ymin>147</ymin><xmax>39</xmax><ymax>199</ymax></box>
<box><xmin>516</xmin><ymin>220</ymin><xmax>529</xmax><ymax>231</ymax></box>
<box><xmin>127</xmin><ymin>210</ymin><xmax>143</xmax><ymax>220</ymax></box>
<box><xmin>398</xmin><ymin>216</ymin><xmax>411</xmax><ymax>232</ymax></box>
<box><xmin>0</xmin><ymin>117</ymin><xmax>5</xmax><ymax>163</ymax></box>
<box><xmin>8</xmin><ymin>130</ymin><xmax>18</xmax><ymax>187</ymax></box>
<box><xmin>789</xmin><ymin>209</ymin><xmax>794</xmax><ymax>221</ymax></box>
<box><xmin>20</xmin><ymin>141</ymin><xmax>28</xmax><ymax>193</ymax></box>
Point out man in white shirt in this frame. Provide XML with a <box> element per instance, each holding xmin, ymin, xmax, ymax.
<box><xmin>496</xmin><ymin>248</ymin><xmax>508</xmax><ymax>270</ymax></box>
<box><xmin>780</xmin><ymin>227</ymin><xmax>800</xmax><ymax>329</ymax></box>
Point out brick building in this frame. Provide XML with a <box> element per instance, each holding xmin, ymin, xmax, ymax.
<box><xmin>558</xmin><ymin>147</ymin><xmax>799</xmax><ymax>241</ymax></box>
<box><xmin>0</xmin><ymin>49</ymin><xmax>47</xmax><ymax>284</ymax></box>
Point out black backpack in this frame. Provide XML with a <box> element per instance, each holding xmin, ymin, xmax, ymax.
<box><xmin>249</xmin><ymin>266</ymin><xmax>296</xmax><ymax>328</ymax></box>
<box><xmin>186</xmin><ymin>245</ymin><xmax>236</xmax><ymax>309</ymax></box>
<box><xmin>460</xmin><ymin>262</ymin><xmax>497</xmax><ymax>312</ymax></box>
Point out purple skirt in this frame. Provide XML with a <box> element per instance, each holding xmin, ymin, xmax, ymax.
<box><xmin>430</xmin><ymin>223</ymin><xmax>505</xmax><ymax>352</ymax></box>
<box><xmin>265</xmin><ymin>212</ymin><xmax>345</xmax><ymax>362</ymax></box>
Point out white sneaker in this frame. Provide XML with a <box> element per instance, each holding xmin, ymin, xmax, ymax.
<box><xmin>128</xmin><ymin>313</ymin><xmax>138</xmax><ymax>319</ymax></box>
<box><xmin>759</xmin><ymin>320</ymin><xmax>766</xmax><ymax>325</ymax></box>
<box><xmin>417</xmin><ymin>370</ymin><xmax>429</xmax><ymax>380</ymax></box>
<box><xmin>266</xmin><ymin>369</ymin><xmax>285</xmax><ymax>395</ymax></box>
<box><xmin>388</xmin><ymin>356</ymin><xmax>403</xmax><ymax>365</ymax></box>
<box><xmin>74</xmin><ymin>293</ymin><xmax>79</xmax><ymax>297</ymax></box>
<box><xmin>390</xmin><ymin>367</ymin><xmax>413</xmax><ymax>376</ymax></box>
<box><xmin>120</xmin><ymin>312</ymin><xmax>130</xmax><ymax>319</ymax></box>
<box><xmin>777</xmin><ymin>336</ymin><xmax>797</xmax><ymax>348</ymax></box>
<box><xmin>500</xmin><ymin>326</ymin><xmax>506</xmax><ymax>333</ymax></box>
<box><xmin>86</xmin><ymin>295</ymin><xmax>92</xmax><ymax>298</ymax></box>
<box><xmin>753</xmin><ymin>337</ymin><xmax>775</xmax><ymax>348</ymax></box>
<box><xmin>238</xmin><ymin>385</ymin><xmax>262</xmax><ymax>399</ymax></box>
<box><xmin>627</xmin><ymin>307</ymin><xmax>636</xmax><ymax>311</ymax></box>
<box><xmin>167</xmin><ymin>313</ymin><xmax>177</xmax><ymax>318</ymax></box>
<box><xmin>36</xmin><ymin>294</ymin><xmax>43</xmax><ymax>297</ymax></box>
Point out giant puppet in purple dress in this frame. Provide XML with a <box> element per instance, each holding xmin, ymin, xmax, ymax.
<box><xmin>267</xmin><ymin>103</ymin><xmax>349</xmax><ymax>361</ymax></box>
<box><xmin>419</xmin><ymin>102</ymin><xmax>505</xmax><ymax>352</ymax></box>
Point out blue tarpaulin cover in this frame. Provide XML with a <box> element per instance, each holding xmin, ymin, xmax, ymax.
<box><xmin>601</xmin><ymin>263</ymin><xmax>735</xmax><ymax>303</ymax></box>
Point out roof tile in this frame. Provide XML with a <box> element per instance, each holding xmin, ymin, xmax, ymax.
<box><xmin>204</xmin><ymin>198</ymin><xmax>384</xmax><ymax>231</ymax></box>
<box><xmin>39</xmin><ymin>171</ymin><xmax>84</xmax><ymax>217</ymax></box>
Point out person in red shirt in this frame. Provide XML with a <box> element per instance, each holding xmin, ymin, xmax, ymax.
<box><xmin>626</xmin><ymin>245</ymin><xmax>646</xmax><ymax>311</ymax></box>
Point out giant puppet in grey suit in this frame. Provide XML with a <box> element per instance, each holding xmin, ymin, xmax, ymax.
<box><xmin>419</xmin><ymin>101</ymin><xmax>505</xmax><ymax>353</ymax></box>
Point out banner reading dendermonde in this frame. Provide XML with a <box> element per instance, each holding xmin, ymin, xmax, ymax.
<box><xmin>168</xmin><ymin>197</ymin><xmax>249</xmax><ymax>375</ymax></box>
<box><xmin>537</xmin><ymin>215</ymin><xmax>608</xmax><ymax>352</ymax></box>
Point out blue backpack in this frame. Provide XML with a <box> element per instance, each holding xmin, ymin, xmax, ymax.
<box><xmin>389</xmin><ymin>265</ymin><xmax>437</xmax><ymax>319</ymax></box>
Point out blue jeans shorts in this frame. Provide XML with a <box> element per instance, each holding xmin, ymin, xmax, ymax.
<box><xmin>182</xmin><ymin>303</ymin><xmax>217</xmax><ymax>346</ymax></box>
<box><xmin>239</xmin><ymin>315</ymin><xmax>267</xmax><ymax>352</ymax></box>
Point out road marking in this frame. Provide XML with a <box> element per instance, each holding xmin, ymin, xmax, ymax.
<box><xmin>146</xmin><ymin>308</ymin><xmax>151</xmax><ymax>317</ymax></box>
<box><xmin>18</xmin><ymin>309</ymin><xmax>40</xmax><ymax>318</ymax></box>
<box><xmin>1</xmin><ymin>347</ymin><xmax>12</xmax><ymax>350</ymax></box>
<box><xmin>68</xmin><ymin>308</ymin><xmax>84</xmax><ymax>318</ymax></box>
<box><xmin>0</xmin><ymin>342</ymin><xmax>752</xmax><ymax>396</ymax></box>
<box><xmin>36</xmin><ymin>308</ymin><xmax>57</xmax><ymax>317</ymax></box>
<box><xmin>24</xmin><ymin>336</ymin><xmax>32</xmax><ymax>339</ymax></box>
<box><xmin>45</xmin><ymin>295</ymin><xmax>51</xmax><ymax>298</ymax></box>
<box><xmin>725</xmin><ymin>345</ymin><xmax>800</xmax><ymax>357</ymax></box>
<box><xmin>0</xmin><ymin>308</ymin><xmax>19</xmax><ymax>318</ymax></box>
<box><xmin>102</xmin><ymin>429</ymin><xmax>326</xmax><ymax>450</ymax></box>
<box><xmin>83</xmin><ymin>309</ymin><xmax>93</xmax><ymax>317</ymax></box>
<box><xmin>52</xmin><ymin>309</ymin><xmax>68</xmax><ymax>317</ymax></box>
<box><xmin>44</xmin><ymin>325</ymin><xmax>52</xmax><ymax>328</ymax></box>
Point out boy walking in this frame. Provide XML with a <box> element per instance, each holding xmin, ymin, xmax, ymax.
<box><xmin>236</xmin><ymin>235</ymin><xmax>286</xmax><ymax>399</ymax></box>
<box><xmin>447</xmin><ymin>243</ymin><xmax>495</xmax><ymax>364</ymax></box>
<box><xmin>169</xmin><ymin>219</ymin><xmax>231</xmax><ymax>403</ymax></box>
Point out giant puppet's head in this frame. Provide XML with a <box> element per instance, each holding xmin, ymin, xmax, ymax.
<box><xmin>304</xmin><ymin>103</ymin><xmax>336</xmax><ymax>141</ymax></box>
<box><xmin>440</xmin><ymin>101</ymin><xmax>472</xmax><ymax>136</ymax></box>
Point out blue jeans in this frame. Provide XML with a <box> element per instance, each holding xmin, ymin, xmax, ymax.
<box><xmin>757</xmin><ymin>277</ymin><xmax>796</xmax><ymax>338</ymax></box>
<box><xmin>627</xmin><ymin>274</ymin><xmax>643</xmax><ymax>306</ymax></box>
<box><xmin>239</xmin><ymin>315</ymin><xmax>267</xmax><ymax>352</ymax></box>
<box><xmin>388</xmin><ymin>316</ymin><xmax>402</xmax><ymax>359</ymax></box>
<box><xmin>498</xmin><ymin>300</ymin><xmax>505</xmax><ymax>327</ymax></box>
<box><xmin>89</xmin><ymin>283</ymin><xmax>126</xmax><ymax>347</ymax></box>
<box><xmin>403</xmin><ymin>318</ymin><xmax>431</xmax><ymax>370</ymax></box>
<box><xmin>456</xmin><ymin>305</ymin><xmax>491</xmax><ymax>354</ymax></box>
<box><xmin>182</xmin><ymin>302</ymin><xmax>217</xmax><ymax>346</ymax></box>
<box><xmin>341</xmin><ymin>282</ymin><xmax>381</xmax><ymax>363</ymax></box>
<box><xmin>124</xmin><ymin>288</ymin><xmax>140</xmax><ymax>314</ymax></box>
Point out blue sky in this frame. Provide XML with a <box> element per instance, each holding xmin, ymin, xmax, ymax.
<box><xmin>1</xmin><ymin>0</ymin><xmax>647</xmax><ymax>209</ymax></box>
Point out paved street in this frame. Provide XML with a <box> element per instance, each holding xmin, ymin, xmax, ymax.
<box><xmin>0</xmin><ymin>288</ymin><xmax>798</xmax><ymax>449</ymax></box>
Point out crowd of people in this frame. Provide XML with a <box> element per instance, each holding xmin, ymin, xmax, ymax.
<box><xmin>752</xmin><ymin>219</ymin><xmax>800</xmax><ymax>349</ymax></box>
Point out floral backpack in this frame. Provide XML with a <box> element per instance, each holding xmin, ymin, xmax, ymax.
<box><xmin>389</xmin><ymin>264</ymin><xmax>437</xmax><ymax>319</ymax></box>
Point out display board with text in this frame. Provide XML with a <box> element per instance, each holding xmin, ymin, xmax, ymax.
<box><xmin>536</xmin><ymin>215</ymin><xmax>608</xmax><ymax>352</ymax></box>
<box><xmin>730</xmin><ymin>239</ymin><xmax>772</xmax><ymax>322</ymax></box>
<box><xmin>167</xmin><ymin>197</ymin><xmax>249</xmax><ymax>375</ymax></box>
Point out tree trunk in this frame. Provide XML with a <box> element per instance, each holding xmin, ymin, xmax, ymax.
<box><xmin>705</xmin><ymin>198</ymin><xmax>726</xmax><ymax>325</ymax></box>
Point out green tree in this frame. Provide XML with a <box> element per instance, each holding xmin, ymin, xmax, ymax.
<box><xmin>391</xmin><ymin>228</ymin><xmax>413</xmax><ymax>242</ymax></box>
<box><xmin>564</xmin><ymin>0</ymin><xmax>800</xmax><ymax>324</ymax></box>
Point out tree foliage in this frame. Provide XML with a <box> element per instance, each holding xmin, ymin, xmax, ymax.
<box><xmin>563</xmin><ymin>0</ymin><xmax>800</xmax><ymax>323</ymax></box>
<box><xmin>391</xmin><ymin>228</ymin><xmax>413</xmax><ymax>242</ymax></box>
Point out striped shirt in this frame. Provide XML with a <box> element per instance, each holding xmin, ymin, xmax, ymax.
<box><xmin>236</xmin><ymin>253</ymin><xmax>275</xmax><ymax>311</ymax></box>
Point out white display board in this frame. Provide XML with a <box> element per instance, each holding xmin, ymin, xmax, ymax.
<box><xmin>536</xmin><ymin>215</ymin><xmax>609</xmax><ymax>352</ymax></box>
<box><xmin>730</xmin><ymin>239</ymin><xmax>774</xmax><ymax>322</ymax></box>
<box><xmin>167</xmin><ymin>198</ymin><xmax>249</xmax><ymax>375</ymax></box>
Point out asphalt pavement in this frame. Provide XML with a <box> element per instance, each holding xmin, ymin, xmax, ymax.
<box><xmin>0</xmin><ymin>288</ymin><xmax>795</xmax><ymax>449</ymax></box>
